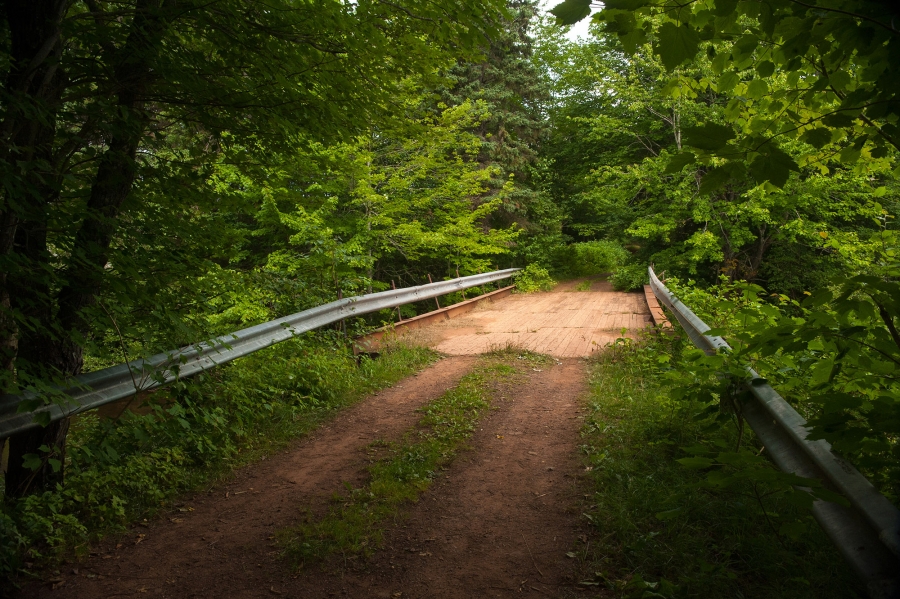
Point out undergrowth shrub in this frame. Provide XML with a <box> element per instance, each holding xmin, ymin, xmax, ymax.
<box><xmin>578</xmin><ymin>334</ymin><xmax>861</xmax><ymax>597</ymax></box>
<box><xmin>664</xmin><ymin>271</ymin><xmax>900</xmax><ymax>504</ymax></box>
<box><xmin>0</xmin><ymin>336</ymin><xmax>435</xmax><ymax>583</ymax></box>
<box><xmin>565</xmin><ymin>240</ymin><xmax>629</xmax><ymax>277</ymax></box>
<box><xmin>610</xmin><ymin>262</ymin><xmax>648</xmax><ymax>290</ymax></box>
<box><xmin>514</xmin><ymin>263</ymin><xmax>556</xmax><ymax>292</ymax></box>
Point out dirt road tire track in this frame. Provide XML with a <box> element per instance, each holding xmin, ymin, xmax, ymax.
<box><xmin>278</xmin><ymin>358</ymin><xmax>589</xmax><ymax>599</ymax></box>
<box><xmin>22</xmin><ymin>356</ymin><xmax>477</xmax><ymax>599</ymax></box>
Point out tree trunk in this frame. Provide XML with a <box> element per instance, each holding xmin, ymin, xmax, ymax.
<box><xmin>1</xmin><ymin>0</ymin><xmax>69</xmax><ymax>497</ymax></box>
<box><xmin>0</xmin><ymin>0</ymin><xmax>67</xmax><ymax>373</ymax></box>
<box><xmin>5</xmin><ymin>0</ymin><xmax>170</xmax><ymax>498</ymax></box>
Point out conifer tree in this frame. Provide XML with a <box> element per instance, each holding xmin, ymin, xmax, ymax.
<box><xmin>440</xmin><ymin>0</ymin><xmax>557</xmax><ymax>240</ymax></box>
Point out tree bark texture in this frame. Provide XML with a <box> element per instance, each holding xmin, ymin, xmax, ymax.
<box><xmin>4</xmin><ymin>0</ymin><xmax>170</xmax><ymax>498</ymax></box>
<box><xmin>1</xmin><ymin>0</ymin><xmax>68</xmax><ymax>497</ymax></box>
<box><xmin>0</xmin><ymin>0</ymin><xmax>67</xmax><ymax>374</ymax></box>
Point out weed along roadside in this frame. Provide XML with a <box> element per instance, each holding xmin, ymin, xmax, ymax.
<box><xmin>259</xmin><ymin>345</ymin><xmax>588</xmax><ymax>598</ymax></box>
<box><xmin>13</xmin><ymin>346</ymin><xmax>593</xmax><ymax>599</ymax></box>
<box><xmin>1</xmin><ymin>338</ymin><xmax>438</xmax><ymax>589</ymax></box>
<box><xmin>277</xmin><ymin>356</ymin><xmax>520</xmax><ymax>567</ymax></box>
<box><xmin>570</xmin><ymin>335</ymin><xmax>862</xmax><ymax>599</ymax></box>
<box><xmin>5</xmin><ymin>284</ymin><xmax>880</xmax><ymax>599</ymax></box>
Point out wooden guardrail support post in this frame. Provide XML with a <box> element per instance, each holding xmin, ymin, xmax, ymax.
<box><xmin>391</xmin><ymin>280</ymin><xmax>402</xmax><ymax>322</ymax></box>
<box><xmin>427</xmin><ymin>274</ymin><xmax>441</xmax><ymax>309</ymax></box>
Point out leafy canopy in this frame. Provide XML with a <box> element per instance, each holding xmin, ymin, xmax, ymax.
<box><xmin>552</xmin><ymin>0</ymin><xmax>900</xmax><ymax>189</ymax></box>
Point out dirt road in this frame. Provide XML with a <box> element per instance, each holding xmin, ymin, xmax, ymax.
<box><xmin>24</xmin><ymin>284</ymin><xmax>646</xmax><ymax>598</ymax></box>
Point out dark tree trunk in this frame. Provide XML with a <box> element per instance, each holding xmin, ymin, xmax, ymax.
<box><xmin>4</xmin><ymin>0</ymin><xmax>170</xmax><ymax>498</ymax></box>
<box><xmin>1</xmin><ymin>0</ymin><xmax>68</xmax><ymax>497</ymax></box>
<box><xmin>54</xmin><ymin>0</ymin><xmax>168</xmax><ymax>369</ymax></box>
<box><xmin>0</xmin><ymin>210</ymin><xmax>17</xmax><ymax>375</ymax></box>
<box><xmin>0</xmin><ymin>0</ymin><xmax>67</xmax><ymax>373</ymax></box>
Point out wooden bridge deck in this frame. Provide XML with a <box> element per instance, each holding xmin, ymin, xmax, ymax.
<box><xmin>413</xmin><ymin>279</ymin><xmax>652</xmax><ymax>358</ymax></box>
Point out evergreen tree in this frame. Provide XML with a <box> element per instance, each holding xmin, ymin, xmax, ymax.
<box><xmin>439</xmin><ymin>1</ymin><xmax>557</xmax><ymax>245</ymax></box>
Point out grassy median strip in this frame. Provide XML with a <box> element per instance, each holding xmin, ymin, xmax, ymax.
<box><xmin>279</xmin><ymin>354</ymin><xmax>536</xmax><ymax>568</ymax></box>
<box><xmin>573</xmin><ymin>338</ymin><xmax>861</xmax><ymax>598</ymax></box>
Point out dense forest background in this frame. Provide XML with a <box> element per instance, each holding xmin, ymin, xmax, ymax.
<box><xmin>1</xmin><ymin>0</ymin><xmax>898</xmax><ymax>585</ymax></box>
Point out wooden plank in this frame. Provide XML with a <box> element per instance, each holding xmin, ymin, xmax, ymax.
<box><xmin>643</xmin><ymin>285</ymin><xmax>671</xmax><ymax>328</ymax></box>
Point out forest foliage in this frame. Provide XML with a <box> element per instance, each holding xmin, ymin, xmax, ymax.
<box><xmin>1</xmin><ymin>0</ymin><xmax>899</xmax><ymax>585</ymax></box>
<box><xmin>547</xmin><ymin>0</ymin><xmax>900</xmax><ymax>546</ymax></box>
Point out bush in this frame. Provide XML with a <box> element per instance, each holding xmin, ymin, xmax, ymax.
<box><xmin>579</xmin><ymin>334</ymin><xmax>860</xmax><ymax>597</ymax></box>
<box><xmin>610</xmin><ymin>262</ymin><xmax>648</xmax><ymax>291</ymax></box>
<box><xmin>514</xmin><ymin>264</ymin><xmax>556</xmax><ymax>292</ymax></box>
<box><xmin>566</xmin><ymin>240</ymin><xmax>629</xmax><ymax>277</ymax></box>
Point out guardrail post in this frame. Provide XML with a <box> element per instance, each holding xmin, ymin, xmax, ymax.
<box><xmin>427</xmin><ymin>274</ymin><xmax>441</xmax><ymax>309</ymax></box>
<box><xmin>337</xmin><ymin>289</ymin><xmax>346</xmax><ymax>338</ymax></box>
<box><xmin>391</xmin><ymin>280</ymin><xmax>402</xmax><ymax>322</ymax></box>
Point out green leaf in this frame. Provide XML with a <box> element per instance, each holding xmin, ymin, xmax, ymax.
<box><xmin>664</xmin><ymin>151</ymin><xmax>696</xmax><ymax>173</ymax></box>
<box><xmin>550</xmin><ymin>0</ymin><xmax>591</xmax><ymax>25</ymax></box>
<box><xmin>746</xmin><ymin>79</ymin><xmax>769</xmax><ymax>100</ymax></box>
<box><xmin>716</xmin><ymin>71</ymin><xmax>740</xmax><ymax>92</ymax></box>
<box><xmin>604</xmin><ymin>0</ymin><xmax>653</xmax><ymax>8</ymax></box>
<box><xmin>822</xmin><ymin>112</ymin><xmax>855</xmax><ymax>128</ymax></box>
<box><xmin>839</xmin><ymin>145</ymin><xmax>861</xmax><ymax>164</ymax></box>
<box><xmin>781</xmin><ymin>31</ymin><xmax>812</xmax><ymax>60</ymax></box>
<box><xmin>33</xmin><ymin>411</ymin><xmax>51</xmax><ymax>427</ymax></box>
<box><xmin>22</xmin><ymin>453</ymin><xmax>43</xmax><ymax>471</ymax></box>
<box><xmin>655</xmin><ymin>23</ymin><xmax>700</xmax><ymax>71</ymax></box>
<box><xmin>801</xmin><ymin>128</ymin><xmax>833</xmax><ymax>149</ymax></box>
<box><xmin>698</xmin><ymin>168</ymin><xmax>731</xmax><ymax>195</ymax></box>
<box><xmin>682</xmin><ymin>123</ymin><xmax>735</xmax><ymax>151</ymax></box>
<box><xmin>698</xmin><ymin>162</ymin><xmax>746</xmax><ymax>195</ymax></box>
<box><xmin>712</xmin><ymin>0</ymin><xmax>738</xmax><ymax>17</ymax></box>
<box><xmin>829</xmin><ymin>70</ymin><xmax>851</xmax><ymax>91</ymax></box>
<box><xmin>748</xmin><ymin>145</ymin><xmax>799</xmax><ymax>187</ymax></box>
<box><xmin>676</xmin><ymin>456</ymin><xmax>715</xmax><ymax>469</ymax></box>
<box><xmin>732</xmin><ymin>34</ymin><xmax>759</xmax><ymax>62</ymax></box>
<box><xmin>16</xmin><ymin>398</ymin><xmax>42</xmax><ymax>413</ymax></box>
<box><xmin>811</xmin><ymin>486</ymin><xmax>851</xmax><ymax>507</ymax></box>
<box><xmin>809</xmin><ymin>357</ymin><xmax>835</xmax><ymax>387</ymax></box>
<box><xmin>711</xmin><ymin>52</ymin><xmax>728</xmax><ymax>74</ymax></box>
<box><xmin>619</xmin><ymin>27</ymin><xmax>649</xmax><ymax>54</ymax></box>
<box><xmin>756</xmin><ymin>61</ymin><xmax>775</xmax><ymax>77</ymax></box>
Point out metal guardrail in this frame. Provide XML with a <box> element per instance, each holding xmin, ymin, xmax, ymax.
<box><xmin>0</xmin><ymin>269</ymin><xmax>520</xmax><ymax>440</ymax></box>
<box><xmin>648</xmin><ymin>267</ymin><xmax>900</xmax><ymax>599</ymax></box>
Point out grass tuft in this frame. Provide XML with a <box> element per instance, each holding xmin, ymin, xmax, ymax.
<box><xmin>574</xmin><ymin>280</ymin><xmax>593</xmax><ymax>291</ymax></box>
<box><xmin>278</xmin><ymin>358</ymin><xmax>519</xmax><ymax>568</ymax></box>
